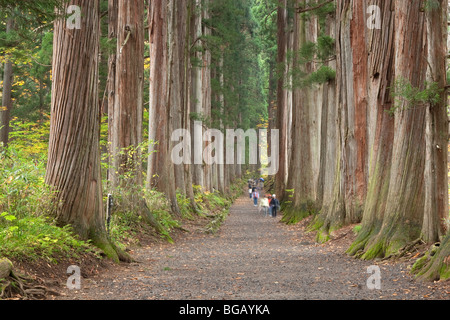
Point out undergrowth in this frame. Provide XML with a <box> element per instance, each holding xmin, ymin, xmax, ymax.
<box><xmin>1</xmin><ymin>117</ymin><xmax>248</xmax><ymax>265</ymax></box>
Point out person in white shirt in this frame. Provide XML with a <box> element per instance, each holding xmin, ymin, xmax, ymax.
<box><xmin>260</xmin><ymin>195</ymin><xmax>270</xmax><ymax>216</ymax></box>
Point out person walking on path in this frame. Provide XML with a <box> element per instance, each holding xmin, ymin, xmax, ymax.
<box><xmin>270</xmin><ymin>194</ymin><xmax>280</xmax><ymax>218</ymax></box>
<box><xmin>260</xmin><ymin>195</ymin><xmax>270</xmax><ymax>216</ymax></box>
<box><xmin>252</xmin><ymin>189</ymin><xmax>259</xmax><ymax>207</ymax></box>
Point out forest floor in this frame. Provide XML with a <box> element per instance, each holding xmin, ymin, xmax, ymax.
<box><xmin>14</xmin><ymin>193</ymin><xmax>450</xmax><ymax>300</ymax></box>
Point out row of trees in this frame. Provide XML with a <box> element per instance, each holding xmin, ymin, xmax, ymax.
<box><xmin>2</xmin><ymin>0</ymin><xmax>449</xmax><ymax>281</ymax></box>
<box><xmin>1</xmin><ymin>0</ymin><xmax>268</xmax><ymax>262</ymax></box>
<box><xmin>272</xmin><ymin>0</ymin><xmax>449</xmax><ymax>281</ymax></box>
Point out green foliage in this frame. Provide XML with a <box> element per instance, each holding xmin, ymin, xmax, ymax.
<box><xmin>0</xmin><ymin>213</ymin><xmax>92</xmax><ymax>262</ymax></box>
<box><xmin>206</xmin><ymin>0</ymin><xmax>268</xmax><ymax>130</ymax></box>
<box><xmin>0</xmin><ymin>144</ymin><xmax>93</xmax><ymax>262</ymax></box>
<box><xmin>304</xmin><ymin>65</ymin><xmax>336</xmax><ymax>86</ymax></box>
<box><xmin>352</xmin><ymin>225</ymin><xmax>362</xmax><ymax>235</ymax></box>
<box><xmin>289</xmin><ymin>36</ymin><xmax>336</xmax><ymax>89</ymax></box>
<box><xmin>389</xmin><ymin>77</ymin><xmax>444</xmax><ymax>115</ymax></box>
<box><xmin>7</xmin><ymin>116</ymin><xmax>50</xmax><ymax>159</ymax></box>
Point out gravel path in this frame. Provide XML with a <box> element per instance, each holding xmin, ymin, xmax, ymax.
<box><xmin>58</xmin><ymin>195</ymin><xmax>449</xmax><ymax>300</ymax></box>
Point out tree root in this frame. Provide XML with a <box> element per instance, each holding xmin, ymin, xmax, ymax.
<box><xmin>381</xmin><ymin>238</ymin><xmax>425</xmax><ymax>261</ymax></box>
<box><xmin>0</xmin><ymin>258</ymin><xmax>60</xmax><ymax>300</ymax></box>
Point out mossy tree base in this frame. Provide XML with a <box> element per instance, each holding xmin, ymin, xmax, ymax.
<box><xmin>307</xmin><ymin>212</ymin><xmax>344</xmax><ymax>244</ymax></box>
<box><xmin>412</xmin><ymin>235</ymin><xmax>450</xmax><ymax>282</ymax></box>
<box><xmin>347</xmin><ymin>218</ymin><xmax>423</xmax><ymax>261</ymax></box>
<box><xmin>90</xmin><ymin>232</ymin><xmax>132</xmax><ymax>264</ymax></box>
<box><xmin>281</xmin><ymin>200</ymin><xmax>317</xmax><ymax>225</ymax></box>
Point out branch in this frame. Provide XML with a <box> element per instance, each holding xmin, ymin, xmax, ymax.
<box><xmin>296</xmin><ymin>0</ymin><xmax>334</xmax><ymax>13</ymax></box>
<box><xmin>119</xmin><ymin>27</ymin><xmax>132</xmax><ymax>55</ymax></box>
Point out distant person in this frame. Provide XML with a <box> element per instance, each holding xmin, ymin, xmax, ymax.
<box><xmin>249</xmin><ymin>186</ymin><xmax>253</xmax><ymax>199</ymax></box>
<box><xmin>257</xmin><ymin>178</ymin><xmax>264</xmax><ymax>192</ymax></box>
<box><xmin>252</xmin><ymin>189</ymin><xmax>259</xmax><ymax>207</ymax></box>
<box><xmin>270</xmin><ymin>194</ymin><xmax>280</xmax><ymax>218</ymax></box>
<box><xmin>260</xmin><ymin>195</ymin><xmax>270</xmax><ymax>216</ymax></box>
<box><xmin>267</xmin><ymin>195</ymin><xmax>273</xmax><ymax>216</ymax></box>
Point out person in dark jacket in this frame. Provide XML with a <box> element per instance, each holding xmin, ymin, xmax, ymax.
<box><xmin>270</xmin><ymin>194</ymin><xmax>280</xmax><ymax>218</ymax></box>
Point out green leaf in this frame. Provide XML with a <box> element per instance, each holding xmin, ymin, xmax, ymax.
<box><xmin>4</xmin><ymin>214</ymin><xmax>17</xmax><ymax>222</ymax></box>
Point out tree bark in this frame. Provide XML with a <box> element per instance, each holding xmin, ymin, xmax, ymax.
<box><xmin>283</xmin><ymin>6</ymin><xmax>319</xmax><ymax>224</ymax></box>
<box><xmin>412</xmin><ymin>0</ymin><xmax>449</xmax><ymax>282</ymax></box>
<box><xmin>274</xmin><ymin>0</ymin><xmax>289</xmax><ymax>201</ymax></box>
<box><xmin>0</xmin><ymin>258</ymin><xmax>13</xmax><ymax>280</ymax></box>
<box><xmin>46</xmin><ymin>0</ymin><xmax>129</xmax><ymax>262</ymax></box>
<box><xmin>109</xmin><ymin>0</ymin><xmax>163</xmax><ymax>232</ymax></box>
<box><xmin>0</xmin><ymin>18</ymin><xmax>14</xmax><ymax>148</ymax></box>
<box><xmin>111</xmin><ymin>0</ymin><xmax>145</xmax><ymax>188</ymax></box>
<box><xmin>347</xmin><ymin>0</ymin><xmax>396</xmax><ymax>256</ymax></box>
<box><xmin>422</xmin><ymin>0</ymin><xmax>448</xmax><ymax>243</ymax></box>
<box><xmin>191</xmin><ymin>0</ymin><xmax>204</xmax><ymax>188</ymax></box>
<box><xmin>348</xmin><ymin>0</ymin><xmax>448</xmax><ymax>260</ymax></box>
<box><xmin>107</xmin><ymin>0</ymin><xmax>118</xmax><ymax>184</ymax></box>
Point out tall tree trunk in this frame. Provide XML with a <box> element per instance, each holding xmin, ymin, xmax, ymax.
<box><xmin>283</xmin><ymin>8</ymin><xmax>318</xmax><ymax>224</ymax></box>
<box><xmin>46</xmin><ymin>0</ymin><xmax>129</xmax><ymax>262</ymax></box>
<box><xmin>148</xmin><ymin>0</ymin><xmax>181</xmax><ymax>216</ymax></box>
<box><xmin>412</xmin><ymin>0</ymin><xmax>450</xmax><ymax>282</ymax></box>
<box><xmin>202</xmin><ymin>3</ymin><xmax>213</xmax><ymax>191</ymax></box>
<box><xmin>166</xmin><ymin>0</ymin><xmax>183</xmax><ymax>215</ymax></box>
<box><xmin>107</xmin><ymin>0</ymin><xmax>118</xmax><ymax>184</ymax></box>
<box><xmin>363</xmin><ymin>0</ymin><xmax>427</xmax><ymax>258</ymax></box>
<box><xmin>191</xmin><ymin>0</ymin><xmax>204</xmax><ymax>188</ymax></box>
<box><xmin>422</xmin><ymin>0</ymin><xmax>448</xmax><ymax>243</ymax></box>
<box><xmin>110</xmin><ymin>0</ymin><xmax>163</xmax><ymax>232</ymax></box>
<box><xmin>347</xmin><ymin>0</ymin><xmax>396</xmax><ymax>256</ymax></box>
<box><xmin>274</xmin><ymin>0</ymin><xmax>288</xmax><ymax>201</ymax></box>
<box><xmin>349</xmin><ymin>0</ymin><xmax>445</xmax><ymax>260</ymax></box>
<box><xmin>313</xmin><ymin>11</ymin><xmax>338</xmax><ymax>240</ymax></box>
<box><xmin>0</xmin><ymin>18</ymin><xmax>14</xmax><ymax>148</ymax></box>
<box><xmin>111</xmin><ymin>0</ymin><xmax>144</xmax><ymax>188</ymax></box>
<box><xmin>172</xmin><ymin>0</ymin><xmax>187</xmax><ymax>196</ymax></box>
<box><xmin>182</xmin><ymin>0</ymin><xmax>198</xmax><ymax>211</ymax></box>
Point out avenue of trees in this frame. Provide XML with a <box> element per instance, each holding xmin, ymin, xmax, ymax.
<box><xmin>0</xmin><ymin>0</ymin><xmax>449</xmax><ymax>282</ymax></box>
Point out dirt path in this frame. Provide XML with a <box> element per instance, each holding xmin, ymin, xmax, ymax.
<box><xmin>57</xmin><ymin>195</ymin><xmax>449</xmax><ymax>300</ymax></box>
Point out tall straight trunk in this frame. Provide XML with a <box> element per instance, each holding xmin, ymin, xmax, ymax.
<box><xmin>110</xmin><ymin>0</ymin><xmax>163</xmax><ymax>231</ymax></box>
<box><xmin>314</xmin><ymin>11</ymin><xmax>338</xmax><ymax>238</ymax></box>
<box><xmin>422</xmin><ymin>0</ymin><xmax>448</xmax><ymax>243</ymax></box>
<box><xmin>0</xmin><ymin>18</ymin><xmax>14</xmax><ymax>148</ymax></box>
<box><xmin>110</xmin><ymin>0</ymin><xmax>144</xmax><ymax>188</ymax></box>
<box><xmin>275</xmin><ymin>0</ymin><xmax>288</xmax><ymax>200</ymax></box>
<box><xmin>412</xmin><ymin>0</ymin><xmax>449</xmax><ymax>282</ymax></box>
<box><xmin>191</xmin><ymin>0</ymin><xmax>204</xmax><ymax>188</ymax></box>
<box><xmin>362</xmin><ymin>0</ymin><xmax>427</xmax><ymax>258</ymax></box>
<box><xmin>46</xmin><ymin>0</ymin><xmax>128</xmax><ymax>262</ymax></box>
<box><xmin>283</xmin><ymin>8</ymin><xmax>318</xmax><ymax>224</ymax></box>
<box><xmin>217</xmin><ymin>53</ymin><xmax>226</xmax><ymax>193</ymax></box>
<box><xmin>349</xmin><ymin>0</ymin><xmax>446</xmax><ymax>260</ymax></box>
<box><xmin>172</xmin><ymin>0</ymin><xmax>187</xmax><ymax>195</ymax></box>
<box><xmin>147</xmin><ymin>0</ymin><xmax>167</xmax><ymax>190</ymax></box>
<box><xmin>148</xmin><ymin>0</ymin><xmax>181</xmax><ymax>216</ymax></box>
<box><xmin>202</xmin><ymin>3</ymin><xmax>213</xmax><ymax>191</ymax></box>
<box><xmin>107</xmin><ymin>0</ymin><xmax>118</xmax><ymax>183</ymax></box>
<box><xmin>182</xmin><ymin>1</ymin><xmax>198</xmax><ymax>211</ymax></box>
<box><xmin>347</xmin><ymin>0</ymin><xmax>395</xmax><ymax>255</ymax></box>
<box><xmin>311</xmin><ymin>0</ymin><xmax>370</xmax><ymax>241</ymax></box>
<box><xmin>166</xmin><ymin>0</ymin><xmax>183</xmax><ymax>215</ymax></box>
